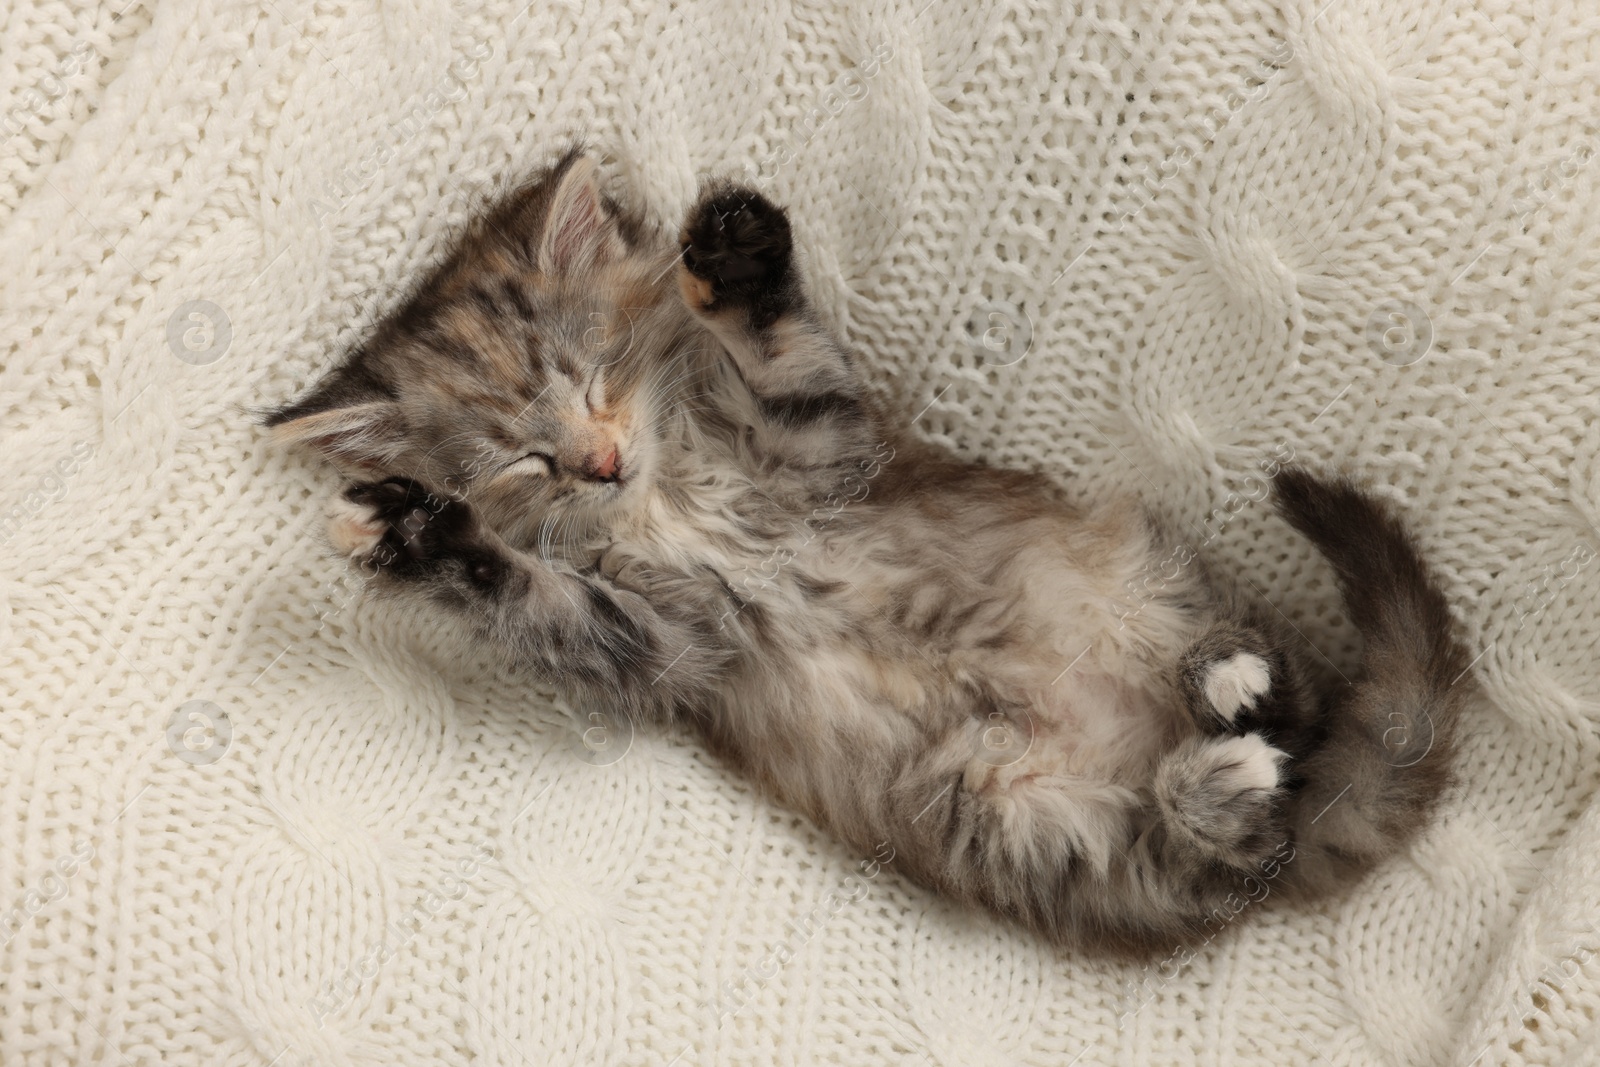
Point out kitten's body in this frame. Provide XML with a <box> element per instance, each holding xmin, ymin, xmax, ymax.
<box><xmin>269</xmin><ymin>150</ymin><xmax>1468</xmax><ymax>954</ymax></box>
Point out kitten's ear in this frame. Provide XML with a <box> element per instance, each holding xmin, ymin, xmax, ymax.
<box><xmin>537</xmin><ymin>154</ymin><xmax>623</xmax><ymax>274</ymax></box>
<box><xmin>263</xmin><ymin>367</ymin><xmax>406</xmax><ymax>471</ymax></box>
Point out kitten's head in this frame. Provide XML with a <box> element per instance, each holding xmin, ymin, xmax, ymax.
<box><xmin>267</xmin><ymin>150</ymin><xmax>690</xmax><ymax>544</ymax></box>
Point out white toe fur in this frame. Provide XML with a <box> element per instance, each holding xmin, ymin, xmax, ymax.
<box><xmin>1203</xmin><ymin>652</ymin><xmax>1272</xmax><ymax>720</ymax></box>
<box><xmin>325</xmin><ymin>495</ymin><xmax>385</xmax><ymax>557</ymax></box>
<box><xmin>1211</xmin><ymin>733</ymin><xmax>1287</xmax><ymax>794</ymax></box>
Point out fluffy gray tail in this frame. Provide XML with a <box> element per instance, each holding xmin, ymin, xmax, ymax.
<box><xmin>1270</xmin><ymin>467</ymin><xmax>1471</xmax><ymax>893</ymax></box>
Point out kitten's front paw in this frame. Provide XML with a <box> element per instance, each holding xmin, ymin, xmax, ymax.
<box><xmin>326</xmin><ymin>492</ymin><xmax>388</xmax><ymax>558</ymax></box>
<box><xmin>345</xmin><ymin>479</ymin><xmax>467</xmax><ymax>560</ymax></box>
<box><xmin>678</xmin><ymin>185</ymin><xmax>795</xmax><ymax>319</ymax></box>
<box><xmin>329</xmin><ymin>479</ymin><xmax>486</xmax><ymax>579</ymax></box>
<box><xmin>597</xmin><ymin>543</ymin><xmax>652</xmax><ymax>591</ymax></box>
<box><xmin>1155</xmin><ymin>733</ymin><xmax>1288</xmax><ymax>869</ymax></box>
<box><xmin>341</xmin><ymin>480</ymin><xmax>522</xmax><ymax>596</ymax></box>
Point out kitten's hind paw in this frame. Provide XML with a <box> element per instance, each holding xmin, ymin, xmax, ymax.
<box><xmin>1155</xmin><ymin>733</ymin><xmax>1288</xmax><ymax>869</ymax></box>
<box><xmin>1178</xmin><ymin>628</ymin><xmax>1284</xmax><ymax>732</ymax></box>
<box><xmin>1202</xmin><ymin>652</ymin><xmax>1272</xmax><ymax>722</ymax></box>
<box><xmin>678</xmin><ymin>184</ymin><xmax>796</xmax><ymax>322</ymax></box>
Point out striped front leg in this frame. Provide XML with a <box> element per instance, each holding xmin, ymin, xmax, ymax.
<box><xmin>336</xmin><ymin>479</ymin><xmax>724</xmax><ymax>719</ymax></box>
<box><xmin>677</xmin><ymin>184</ymin><xmax>874</xmax><ymax>465</ymax></box>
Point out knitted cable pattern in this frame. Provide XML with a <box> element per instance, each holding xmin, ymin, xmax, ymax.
<box><xmin>2</xmin><ymin>0</ymin><xmax>1597</xmax><ymax>1063</ymax></box>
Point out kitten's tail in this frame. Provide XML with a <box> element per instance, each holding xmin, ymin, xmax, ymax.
<box><xmin>1270</xmin><ymin>466</ymin><xmax>1471</xmax><ymax>893</ymax></box>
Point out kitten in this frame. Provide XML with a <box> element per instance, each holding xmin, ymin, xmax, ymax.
<box><xmin>265</xmin><ymin>148</ymin><xmax>1469</xmax><ymax>955</ymax></box>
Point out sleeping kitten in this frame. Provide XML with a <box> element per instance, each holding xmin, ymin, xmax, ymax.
<box><xmin>265</xmin><ymin>149</ymin><xmax>1469</xmax><ymax>954</ymax></box>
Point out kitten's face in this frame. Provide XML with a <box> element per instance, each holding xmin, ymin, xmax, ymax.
<box><xmin>267</xmin><ymin>152</ymin><xmax>686</xmax><ymax>546</ymax></box>
<box><xmin>396</xmin><ymin>254</ymin><xmax>676</xmax><ymax>544</ymax></box>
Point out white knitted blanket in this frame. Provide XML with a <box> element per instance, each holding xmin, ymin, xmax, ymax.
<box><xmin>4</xmin><ymin>0</ymin><xmax>1599</xmax><ymax>1063</ymax></box>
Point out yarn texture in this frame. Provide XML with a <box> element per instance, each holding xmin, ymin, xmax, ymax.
<box><xmin>2</xmin><ymin>0</ymin><xmax>1598</xmax><ymax>1063</ymax></box>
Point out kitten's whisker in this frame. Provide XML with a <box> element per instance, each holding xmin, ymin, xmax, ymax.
<box><xmin>664</xmin><ymin>404</ymin><xmax>716</xmax><ymax>423</ymax></box>
<box><xmin>650</xmin><ymin>363</ymin><xmax>707</xmax><ymax>399</ymax></box>
<box><xmin>661</xmin><ymin>389</ymin><xmax>713</xmax><ymax>421</ymax></box>
<box><xmin>555</xmin><ymin>509</ymin><xmax>577</xmax><ymax>553</ymax></box>
<box><xmin>539</xmin><ymin>501</ymin><xmax>586</xmax><ymax>564</ymax></box>
<box><xmin>539</xmin><ymin>504</ymin><xmax>583</xmax><ymax>562</ymax></box>
<box><xmin>662</xmin><ymin>406</ymin><xmax>716</xmax><ymax>428</ymax></box>
<box><xmin>537</xmin><ymin>514</ymin><xmax>557</xmax><ymax>561</ymax></box>
<box><xmin>637</xmin><ymin>343</ymin><xmax>709</xmax><ymax>391</ymax></box>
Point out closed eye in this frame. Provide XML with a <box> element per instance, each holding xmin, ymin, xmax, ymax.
<box><xmin>507</xmin><ymin>451</ymin><xmax>554</xmax><ymax>476</ymax></box>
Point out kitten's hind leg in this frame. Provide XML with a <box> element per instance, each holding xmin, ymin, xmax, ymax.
<box><xmin>888</xmin><ymin>721</ymin><xmax>1286</xmax><ymax>951</ymax></box>
<box><xmin>1153</xmin><ymin>732</ymin><xmax>1289</xmax><ymax>870</ymax></box>
<box><xmin>677</xmin><ymin>183</ymin><xmax>874</xmax><ymax>459</ymax></box>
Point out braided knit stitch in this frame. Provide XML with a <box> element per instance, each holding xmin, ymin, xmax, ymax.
<box><xmin>2</xmin><ymin>1</ymin><xmax>1598</xmax><ymax>1064</ymax></box>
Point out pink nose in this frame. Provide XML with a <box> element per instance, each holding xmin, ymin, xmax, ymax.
<box><xmin>586</xmin><ymin>446</ymin><xmax>620</xmax><ymax>481</ymax></box>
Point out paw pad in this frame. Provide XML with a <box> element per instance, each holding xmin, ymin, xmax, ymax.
<box><xmin>679</xmin><ymin>185</ymin><xmax>794</xmax><ymax>307</ymax></box>
<box><xmin>338</xmin><ymin>479</ymin><xmax>475</xmax><ymax>566</ymax></box>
